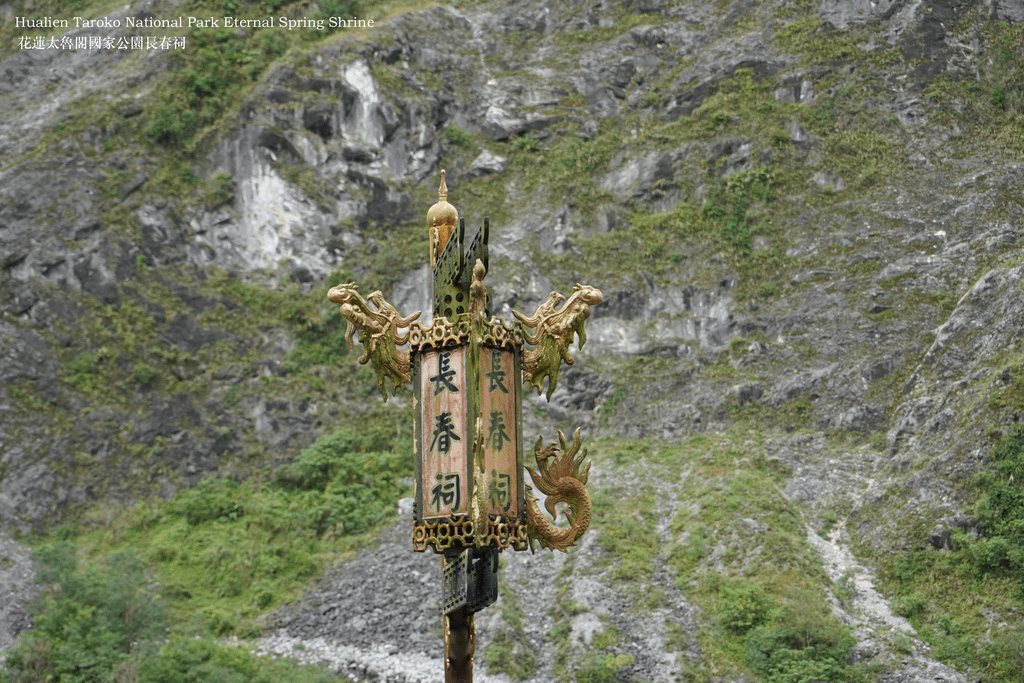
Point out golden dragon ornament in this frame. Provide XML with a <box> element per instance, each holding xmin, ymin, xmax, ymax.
<box><xmin>511</xmin><ymin>282</ymin><xmax>603</xmax><ymax>551</ymax></box>
<box><xmin>513</xmin><ymin>284</ymin><xmax>604</xmax><ymax>400</ymax></box>
<box><xmin>327</xmin><ymin>282</ymin><xmax>421</xmax><ymax>400</ymax></box>
<box><xmin>525</xmin><ymin>428</ymin><xmax>592</xmax><ymax>552</ymax></box>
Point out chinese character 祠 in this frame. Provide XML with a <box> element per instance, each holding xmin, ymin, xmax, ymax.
<box><xmin>485</xmin><ymin>348</ymin><xmax>508</xmax><ymax>394</ymax></box>
<box><xmin>430</xmin><ymin>412</ymin><xmax>461</xmax><ymax>454</ymax></box>
<box><xmin>489</xmin><ymin>470</ymin><xmax>512</xmax><ymax>512</ymax></box>
<box><xmin>487</xmin><ymin>410</ymin><xmax>511</xmax><ymax>451</ymax></box>
<box><xmin>429</xmin><ymin>351</ymin><xmax>459</xmax><ymax>395</ymax></box>
<box><xmin>431</xmin><ymin>473</ymin><xmax>461</xmax><ymax>511</ymax></box>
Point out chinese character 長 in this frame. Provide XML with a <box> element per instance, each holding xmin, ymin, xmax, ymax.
<box><xmin>486</xmin><ymin>348</ymin><xmax>508</xmax><ymax>394</ymax></box>
<box><xmin>429</xmin><ymin>351</ymin><xmax>459</xmax><ymax>395</ymax></box>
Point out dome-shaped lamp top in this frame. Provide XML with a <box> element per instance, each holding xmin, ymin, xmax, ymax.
<box><xmin>427</xmin><ymin>170</ymin><xmax>459</xmax><ymax>266</ymax></box>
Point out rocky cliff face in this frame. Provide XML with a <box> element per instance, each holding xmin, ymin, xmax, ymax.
<box><xmin>4</xmin><ymin>0</ymin><xmax>1024</xmax><ymax>679</ymax></box>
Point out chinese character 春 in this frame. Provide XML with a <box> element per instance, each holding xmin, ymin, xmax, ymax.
<box><xmin>485</xmin><ymin>349</ymin><xmax>508</xmax><ymax>394</ymax></box>
<box><xmin>430</xmin><ymin>412</ymin><xmax>461</xmax><ymax>454</ymax></box>
<box><xmin>429</xmin><ymin>351</ymin><xmax>458</xmax><ymax>395</ymax></box>
<box><xmin>431</xmin><ymin>473</ymin><xmax>461</xmax><ymax>511</ymax></box>
<box><xmin>487</xmin><ymin>411</ymin><xmax>511</xmax><ymax>451</ymax></box>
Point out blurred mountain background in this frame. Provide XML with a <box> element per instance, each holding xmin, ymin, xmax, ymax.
<box><xmin>3</xmin><ymin>0</ymin><xmax>1024</xmax><ymax>680</ymax></box>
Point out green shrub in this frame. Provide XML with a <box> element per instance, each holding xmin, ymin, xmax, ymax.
<box><xmin>684</xmin><ymin>528</ymin><xmax>708</xmax><ymax>563</ymax></box>
<box><xmin>702</xmin><ymin>167</ymin><xmax>775</xmax><ymax>253</ymax></box>
<box><xmin>4</xmin><ymin>545</ymin><xmax>166</xmax><ymax>683</ymax></box>
<box><xmin>171</xmin><ymin>478</ymin><xmax>246</xmax><ymax>526</ymax></box>
<box><xmin>991</xmin><ymin>83</ymin><xmax>1007</xmax><ymax>110</ymax></box>
<box><xmin>4</xmin><ymin>426</ymin><xmax>414</xmax><ymax>674</ymax></box>
<box><xmin>485</xmin><ymin>632</ymin><xmax>536</xmax><ymax>680</ymax></box>
<box><xmin>65</xmin><ymin>348</ymin><xmax>110</xmax><ymax>393</ymax></box>
<box><xmin>273</xmin><ymin>429</ymin><xmax>410</xmax><ymax>535</ymax></box>
<box><xmin>291</xmin><ymin>308</ymin><xmax>349</xmax><ymax>366</ymax></box>
<box><xmin>893</xmin><ymin>590</ymin><xmax>927</xmax><ymax>620</ymax></box>
<box><xmin>574</xmin><ymin>652</ymin><xmax>634</xmax><ymax>683</ymax></box>
<box><xmin>315</xmin><ymin>0</ymin><xmax>361</xmax><ymax>25</ymax></box>
<box><xmin>970</xmin><ymin>423</ymin><xmax>1024</xmax><ymax>585</ymax></box>
<box><xmin>258</xmin><ymin>29</ymin><xmax>289</xmax><ymax>59</ymax></box>
<box><xmin>981</xmin><ymin>625</ymin><xmax>1024</xmax><ymax>680</ymax></box>
<box><xmin>718</xmin><ymin>579</ymin><xmax>772</xmax><ymax>634</ymax></box>
<box><xmin>136</xmin><ymin>636</ymin><xmax>335</xmax><ymax>683</ymax></box>
<box><xmin>146</xmin><ymin>104</ymin><xmax>196</xmax><ymax>145</ymax></box>
<box><xmin>513</xmin><ymin>136</ymin><xmax>541</xmax><ymax>153</ymax></box>
<box><xmin>256</xmin><ymin>589</ymin><xmax>275</xmax><ymax>609</ymax></box>
<box><xmin>970</xmin><ymin>535</ymin><xmax>1019</xmax><ymax>576</ymax></box>
<box><xmin>147</xmin><ymin>25</ymin><xmax>285</xmax><ymax>149</ymax></box>
<box><xmin>743</xmin><ymin>586</ymin><xmax>854</xmax><ymax>683</ymax></box>
<box><xmin>442</xmin><ymin>124</ymin><xmax>474</xmax><ymax>151</ymax></box>
<box><xmin>132</xmin><ymin>362</ymin><xmax>158</xmax><ymax>388</ymax></box>
<box><xmin>209</xmin><ymin>170</ymin><xmax>234</xmax><ymax>203</ymax></box>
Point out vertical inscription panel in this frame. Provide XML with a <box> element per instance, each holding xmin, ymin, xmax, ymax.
<box><xmin>479</xmin><ymin>347</ymin><xmax>520</xmax><ymax>517</ymax></box>
<box><xmin>419</xmin><ymin>347</ymin><xmax>468</xmax><ymax>519</ymax></box>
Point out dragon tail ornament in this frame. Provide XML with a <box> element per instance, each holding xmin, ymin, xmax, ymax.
<box><xmin>525</xmin><ymin>428</ymin><xmax>592</xmax><ymax>552</ymax></box>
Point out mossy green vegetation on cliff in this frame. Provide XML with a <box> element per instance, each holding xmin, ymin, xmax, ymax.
<box><xmin>876</xmin><ymin>423</ymin><xmax>1024</xmax><ymax>680</ymax></box>
<box><xmin>2</xmin><ymin>542</ymin><xmax>336</xmax><ymax>683</ymax></box>
<box><xmin>653</xmin><ymin>434</ymin><xmax>871</xmax><ymax>683</ymax></box>
<box><xmin>495</xmin><ymin>432</ymin><xmax>875</xmax><ymax>683</ymax></box>
<box><xmin>5</xmin><ymin>428</ymin><xmax>409</xmax><ymax>682</ymax></box>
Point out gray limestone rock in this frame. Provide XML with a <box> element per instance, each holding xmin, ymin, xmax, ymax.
<box><xmin>810</xmin><ymin>170</ymin><xmax>846</xmax><ymax>192</ymax></box>
<box><xmin>995</xmin><ymin>0</ymin><xmax>1024</xmax><ymax>22</ymax></box>
<box><xmin>466</xmin><ymin>150</ymin><xmax>509</xmax><ymax>177</ymax></box>
<box><xmin>818</xmin><ymin>0</ymin><xmax>904</xmax><ymax>29</ymax></box>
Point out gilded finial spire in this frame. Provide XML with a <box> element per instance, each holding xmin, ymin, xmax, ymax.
<box><xmin>427</xmin><ymin>169</ymin><xmax>459</xmax><ymax>269</ymax></box>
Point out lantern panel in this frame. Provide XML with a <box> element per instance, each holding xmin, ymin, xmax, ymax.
<box><xmin>418</xmin><ymin>347</ymin><xmax>469</xmax><ymax>519</ymax></box>
<box><xmin>478</xmin><ymin>346</ymin><xmax>520</xmax><ymax>518</ymax></box>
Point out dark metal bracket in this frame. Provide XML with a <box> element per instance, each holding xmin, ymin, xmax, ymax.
<box><xmin>442</xmin><ymin>547</ymin><xmax>499</xmax><ymax>615</ymax></box>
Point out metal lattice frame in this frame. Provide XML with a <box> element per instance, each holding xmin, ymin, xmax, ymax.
<box><xmin>413</xmin><ymin>515</ymin><xmax>529</xmax><ymax>553</ymax></box>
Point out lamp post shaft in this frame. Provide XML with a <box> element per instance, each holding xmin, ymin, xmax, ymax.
<box><xmin>443</xmin><ymin>554</ymin><xmax>474</xmax><ymax>682</ymax></box>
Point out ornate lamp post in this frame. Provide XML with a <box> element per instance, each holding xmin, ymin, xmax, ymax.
<box><xmin>328</xmin><ymin>171</ymin><xmax>603</xmax><ymax>682</ymax></box>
